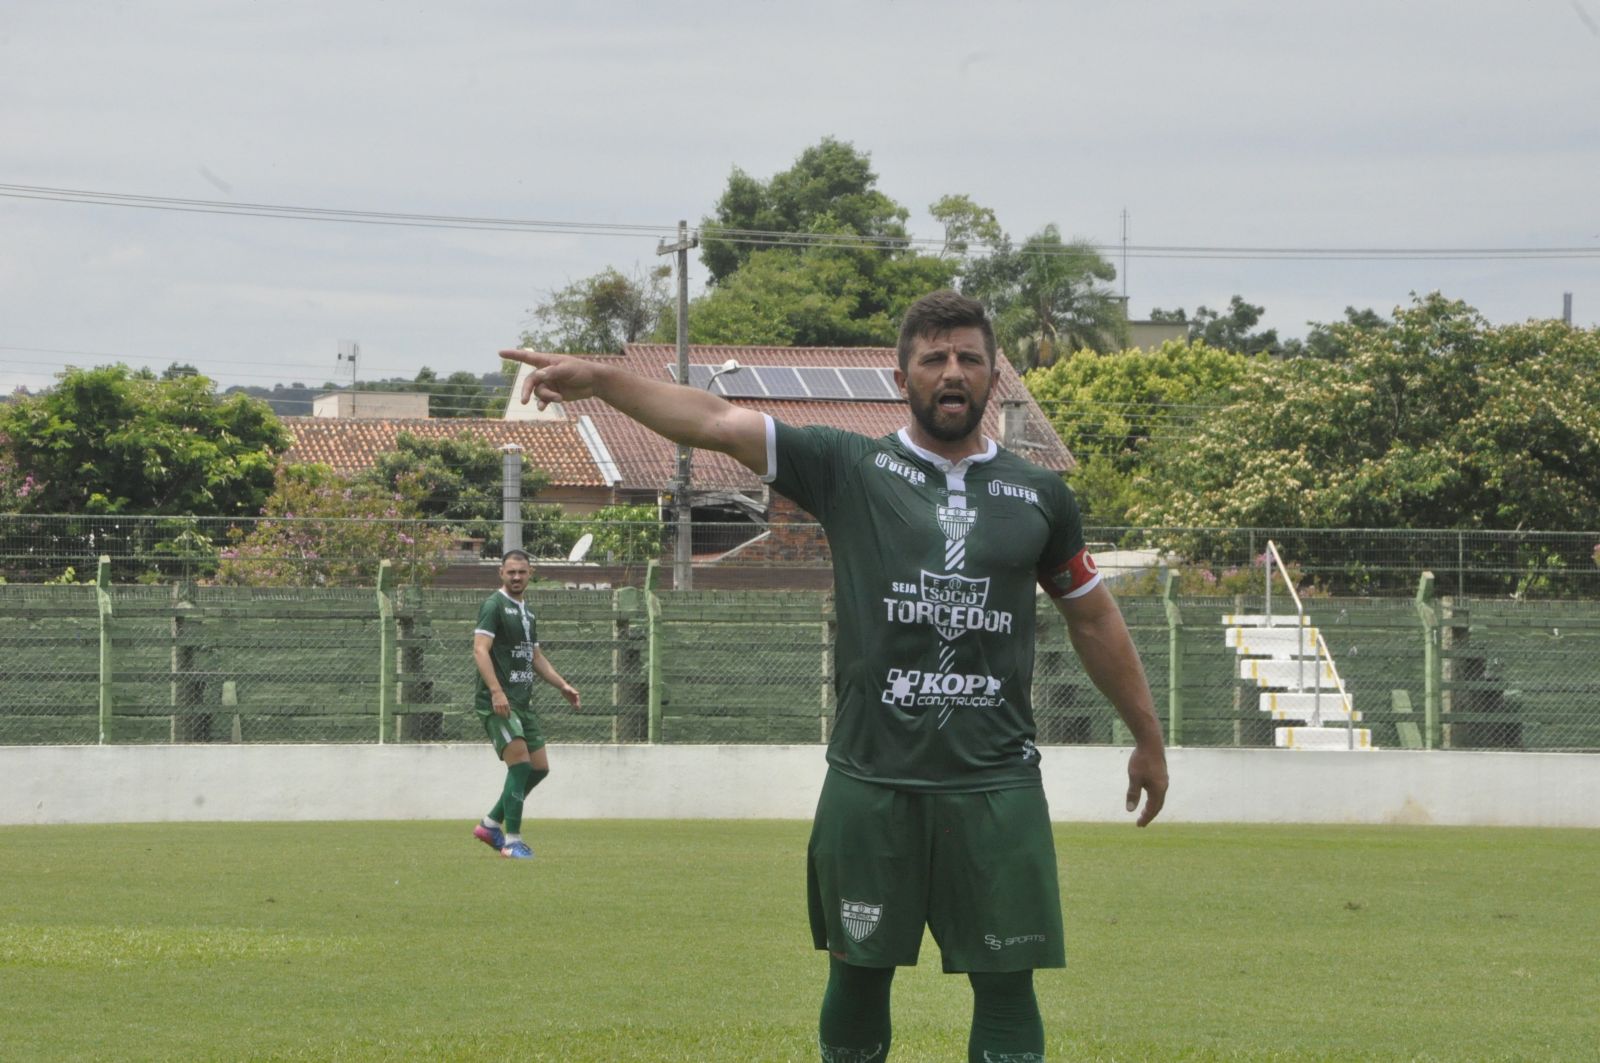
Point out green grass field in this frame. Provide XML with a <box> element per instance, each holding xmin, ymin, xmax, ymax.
<box><xmin>2</xmin><ymin>821</ymin><xmax>1597</xmax><ymax>1062</ymax></box>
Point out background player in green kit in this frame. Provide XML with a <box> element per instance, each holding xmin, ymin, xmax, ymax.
<box><xmin>502</xmin><ymin>290</ymin><xmax>1168</xmax><ymax>1060</ymax></box>
<box><xmin>471</xmin><ymin>549</ymin><xmax>580</xmax><ymax>860</ymax></box>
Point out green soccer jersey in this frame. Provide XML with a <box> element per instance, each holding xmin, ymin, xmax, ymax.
<box><xmin>765</xmin><ymin>418</ymin><xmax>1101</xmax><ymax>792</ymax></box>
<box><xmin>474</xmin><ymin>589</ymin><xmax>539</xmax><ymax>710</ymax></box>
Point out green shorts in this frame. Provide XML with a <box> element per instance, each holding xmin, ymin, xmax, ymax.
<box><xmin>807</xmin><ymin>768</ymin><xmax>1065</xmax><ymax>973</ymax></box>
<box><xmin>475</xmin><ymin>700</ymin><xmax>546</xmax><ymax>757</ymax></box>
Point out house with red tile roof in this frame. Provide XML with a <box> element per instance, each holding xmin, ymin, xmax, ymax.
<box><xmin>280</xmin><ymin>416</ymin><xmax>620</xmax><ymax>512</ymax></box>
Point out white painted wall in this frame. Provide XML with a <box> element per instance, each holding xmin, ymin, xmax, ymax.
<box><xmin>2</xmin><ymin>744</ymin><xmax>1597</xmax><ymax>828</ymax></box>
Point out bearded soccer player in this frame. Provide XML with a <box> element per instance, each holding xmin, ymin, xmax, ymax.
<box><xmin>471</xmin><ymin>549</ymin><xmax>580</xmax><ymax>860</ymax></box>
<box><xmin>501</xmin><ymin>290</ymin><xmax>1167</xmax><ymax>1059</ymax></box>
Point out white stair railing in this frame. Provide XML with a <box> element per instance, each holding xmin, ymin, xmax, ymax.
<box><xmin>1227</xmin><ymin>540</ymin><xmax>1370</xmax><ymax>751</ymax></box>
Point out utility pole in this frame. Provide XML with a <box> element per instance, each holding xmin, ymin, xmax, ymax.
<box><xmin>1120</xmin><ymin>209</ymin><xmax>1129</xmax><ymax>298</ymax></box>
<box><xmin>500</xmin><ymin>444</ymin><xmax>524</xmax><ymax>555</ymax></box>
<box><xmin>657</xmin><ymin>219</ymin><xmax>699</xmax><ymax>590</ymax></box>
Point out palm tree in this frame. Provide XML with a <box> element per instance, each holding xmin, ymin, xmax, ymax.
<box><xmin>965</xmin><ymin>224</ymin><xmax>1127</xmax><ymax>370</ymax></box>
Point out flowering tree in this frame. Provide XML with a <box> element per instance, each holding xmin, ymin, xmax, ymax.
<box><xmin>217</xmin><ymin>465</ymin><xmax>454</xmax><ymax>586</ymax></box>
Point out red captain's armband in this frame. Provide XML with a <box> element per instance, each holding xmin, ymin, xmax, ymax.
<box><xmin>1037</xmin><ymin>547</ymin><xmax>1101</xmax><ymax>600</ymax></box>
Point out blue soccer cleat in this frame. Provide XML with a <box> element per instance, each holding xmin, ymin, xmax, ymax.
<box><xmin>473</xmin><ymin>823</ymin><xmax>506</xmax><ymax>851</ymax></box>
<box><xmin>500</xmin><ymin>839</ymin><xmax>535</xmax><ymax>860</ymax></box>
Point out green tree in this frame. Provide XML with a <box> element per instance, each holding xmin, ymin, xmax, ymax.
<box><xmin>427</xmin><ymin>370</ymin><xmax>503</xmax><ymax>418</ymax></box>
<box><xmin>524</xmin><ymin>265</ymin><xmax>672</xmax><ymax>354</ymax></box>
<box><xmin>929</xmin><ymin>194</ymin><xmax>1003</xmax><ymax>259</ymax></box>
<box><xmin>965</xmin><ymin>225</ymin><xmax>1126</xmax><ymax>368</ymax></box>
<box><xmin>0</xmin><ymin>365</ymin><xmax>288</xmax><ymax>516</ymax></box>
<box><xmin>1024</xmin><ymin>340</ymin><xmax>1257</xmax><ymax>524</ymax></box>
<box><xmin>1130</xmin><ymin>294</ymin><xmax>1600</xmax><ymax>533</ymax></box>
<box><xmin>1150</xmin><ymin>296</ymin><xmax>1281</xmax><ymax>356</ymax></box>
<box><xmin>684</xmin><ymin>139</ymin><xmax>957</xmax><ymax>347</ymax></box>
<box><xmin>217</xmin><ymin>464</ymin><xmax>454</xmax><ymax>586</ymax></box>
<box><xmin>577</xmin><ymin>503</ymin><xmax>663</xmax><ymax>562</ymax></box>
<box><xmin>699</xmin><ymin>138</ymin><xmax>913</xmax><ymax>284</ymax></box>
<box><xmin>684</xmin><ymin>244</ymin><xmax>955</xmax><ymax>347</ymax></box>
<box><xmin>1280</xmin><ymin>306</ymin><xmax>1390</xmax><ymax>360</ymax></box>
<box><xmin>354</xmin><ymin>431</ymin><xmax>551</xmax><ymax>552</ymax></box>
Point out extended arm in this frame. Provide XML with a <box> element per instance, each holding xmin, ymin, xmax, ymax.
<box><xmin>500</xmin><ymin>349</ymin><xmax>769</xmax><ymax>475</ymax></box>
<box><xmin>1053</xmin><ymin>583</ymin><xmax>1169</xmax><ymax>825</ymax></box>
<box><xmin>532</xmin><ymin>646</ymin><xmax>580</xmax><ymax>709</ymax></box>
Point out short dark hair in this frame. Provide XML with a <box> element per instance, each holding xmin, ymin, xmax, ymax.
<box><xmin>896</xmin><ymin>290</ymin><xmax>997</xmax><ymax>371</ymax></box>
<box><xmin>500</xmin><ymin>549</ymin><xmax>531</xmax><ymax>565</ymax></box>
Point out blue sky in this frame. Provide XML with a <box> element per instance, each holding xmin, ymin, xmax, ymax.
<box><xmin>3</xmin><ymin>0</ymin><xmax>1598</xmax><ymax>395</ymax></box>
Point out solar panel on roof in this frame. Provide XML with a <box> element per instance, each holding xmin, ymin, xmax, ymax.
<box><xmin>754</xmin><ymin>366</ymin><xmax>806</xmax><ymax>398</ymax></box>
<box><xmin>715</xmin><ymin>371</ymin><xmax>766</xmax><ymax>399</ymax></box>
<box><xmin>796</xmin><ymin>367</ymin><xmax>851</xmax><ymax>399</ymax></box>
<box><xmin>838</xmin><ymin>367</ymin><xmax>900</xmax><ymax>400</ymax></box>
<box><xmin>670</xmin><ymin>363</ymin><xmax>905</xmax><ymax>402</ymax></box>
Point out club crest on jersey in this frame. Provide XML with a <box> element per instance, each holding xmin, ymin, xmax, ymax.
<box><xmin>841</xmin><ymin>900</ymin><xmax>882</xmax><ymax>942</ymax></box>
<box><xmin>937</xmin><ymin>504</ymin><xmax>976</xmax><ymax>543</ymax></box>
<box><xmin>921</xmin><ymin>571</ymin><xmax>988</xmax><ymax>639</ymax></box>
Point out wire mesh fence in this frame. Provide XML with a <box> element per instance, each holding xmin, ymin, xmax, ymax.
<box><xmin>4</xmin><ymin>514</ymin><xmax>1598</xmax><ymax>598</ymax></box>
<box><xmin>4</xmin><ymin>574</ymin><xmax>1599</xmax><ymax>751</ymax></box>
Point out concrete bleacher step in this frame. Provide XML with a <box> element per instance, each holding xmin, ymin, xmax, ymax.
<box><xmin>1221</xmin><ymin>614</ymin><xmax>1310</xmax><ymax>627</ymax></box>
<box><xmin>1259</xmin><ymin>692</ymin><xmax>1361</xmax><ymax>722</ymax></box>
<box><xmin>1239</xmin><ymin>658</ymin><xmax>1337</xmax><ymax>689</ymax></box>
<box><xmin>1227</xmin><ymin>625</ymin><xmax>1322</xmax><ymax>655</ymax></box>
<box><xmin>1274</xmin><ymin>726</ymin><xmax>1373</xmax><ymax>750</ymax></box>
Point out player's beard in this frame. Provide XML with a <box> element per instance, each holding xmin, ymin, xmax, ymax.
<box><xmin>908</xmin><ymin>386</ymin><xmax>989</xmax><ymax>444</ymax></box>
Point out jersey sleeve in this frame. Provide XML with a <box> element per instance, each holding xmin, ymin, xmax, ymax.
<box><xmin>763</xmin><ymin>417</ymin><xmax>859</xmax><ymax>524</ymax></box>
<box><xmin>1035</xmin><ymin>480</ymin><xmax>1102</xmax><ymax>600</ymax></box>
<box><xmin>474</xmin><ymin>596</ymin><xmax>499</xmax><ymax>639</ymax></box>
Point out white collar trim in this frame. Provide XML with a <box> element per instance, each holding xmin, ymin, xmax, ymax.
<box><xmin>896</xmin><ymin>428</ymin><xmax>998</xmax><ymax>473</ymax></box>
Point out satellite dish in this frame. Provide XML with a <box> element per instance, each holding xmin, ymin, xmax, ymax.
<box><xmin>568</xmin><ymin>532</ymin><xmax>594</xmax><ymax>563</ymax></box>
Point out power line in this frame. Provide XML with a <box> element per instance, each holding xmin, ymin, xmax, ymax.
<box><xmin>6</xmin><ymin>181</ymin><xmax>1600</xmax><ymax>261</ymax></box>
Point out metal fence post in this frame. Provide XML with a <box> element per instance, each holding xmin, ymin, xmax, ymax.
<box><xmin>170</xmin><ymin>580</ymin><xmax>209</xmax><ymax>742</ymax></box>
<box><xmin>1414</xmin><ymin>571</ymin><xmax>1440</xmax><ymax>749</ymax></box>
<box><xmin>376</xmin><ymin>560</ymin><xmax>397</xmax><ymax>744</ymax></box>
<box><xmin>96</xmin><ymin>555</ymin><xmax>114</xmax><ymax>745</ymax></box>
<box><xmin>613</xmin><ymin>585</ymin><xmax>647</xmax><ymax>742</ymax></box>
<box><xmin>1161</xmin><ymin>568</ymin><xmax>1184</xmax><ymax>745</ymax></box>
<box><xmin>645</xmin><ymin>560</ymin><xmax>663</xmax><ymax>744</ymax></box>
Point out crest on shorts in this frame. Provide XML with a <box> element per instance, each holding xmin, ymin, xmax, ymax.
<box><xmin>840</xmin><ymin>900</ymin><xmax>882</xmax><ymax>942</ymax></box>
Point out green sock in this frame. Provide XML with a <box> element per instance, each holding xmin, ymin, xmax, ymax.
<box><xmin>818</xmin><ymin>957</ymin><xmax>893</xmax><ymax>1062</ymax></box>
<box><xmin>967</xmin><ymin>970</ymin><xmax>1043</xmax><ymax>1062</ymax></box>
<box><xmin>486</xmin><ymin>798</ymin><xmax>505</xmax><ymax>825</ymax></box>
<box><xmin>501</xmin><ymin>762</ymin><xmax>534</xmax><ymax>835</ymax></box>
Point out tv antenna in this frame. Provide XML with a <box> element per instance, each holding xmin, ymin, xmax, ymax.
<box><xmin>336</xmin><ymin>340</ymin><xmax>360</xmax><ymax>387</ymax></box>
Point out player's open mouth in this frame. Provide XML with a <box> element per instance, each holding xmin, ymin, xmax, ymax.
<box><xmin>937</xmin><ymin>391</ymin><xmax>968</xmax><ymax>410</ymax></box>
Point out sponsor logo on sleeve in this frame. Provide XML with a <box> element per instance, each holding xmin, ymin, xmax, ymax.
<box><xmin>988</xmin><ymin>479</ymin><xmax>1041</xmax><ymax>507</ymax></box>
<box><xmin>873</xmin><ymin>451</ymin><xmax>927</xmax><ymax>486</ymax></box>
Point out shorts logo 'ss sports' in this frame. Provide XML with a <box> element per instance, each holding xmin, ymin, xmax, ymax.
<box><xmin>841</xmin><ymin>899</ymin><xmax>882</xmax><ymax>942</ymax></box>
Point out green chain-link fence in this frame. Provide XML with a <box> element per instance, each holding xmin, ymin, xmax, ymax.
<box><xmin>4</xmin><ymin>558</ymin><xmax>1598</xmax><ymax>750</ymax></box>
<box><xmin>5</xmin><ymin>514</ymin><xmax>1600</xmax><ymax>597</ymax></box>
